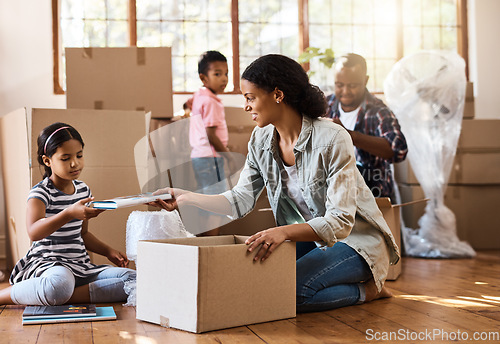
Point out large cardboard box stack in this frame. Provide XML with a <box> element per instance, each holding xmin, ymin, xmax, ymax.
<box><xmin>136</xmin><ymin>235</ymin><xmax>296</xmax><ymax>333</ymax></box>
<box><xmin>0</xmin><ymin>108</ymin><xmax>148</xmax><ymax>267</ymax></box>
<box><xmin>66</xmin><ymin>47</ymin><xmax>173</xmax><ymax>119</ymax></box>
<box><xmin>395</xmin><ymin>119</ymin><xmax>500</xmax><ymax>249</ymax></box>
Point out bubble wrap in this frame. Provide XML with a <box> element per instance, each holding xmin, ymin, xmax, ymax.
<box><xmin>125</xmin><ymin>209</ymin><xmax>193</xmax><ymax>261</ymax></box>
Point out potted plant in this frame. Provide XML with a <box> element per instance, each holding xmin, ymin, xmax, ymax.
<box><xmin>298</xmin><ymin>47</ymin><xmax>335</xmax><ymax>92</ymax></box>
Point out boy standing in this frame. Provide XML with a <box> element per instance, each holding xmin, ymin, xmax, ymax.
<box><xmin>189</xmin><ymin>51</ymin><xmax>230</xmax><ymax>236</ymax></box>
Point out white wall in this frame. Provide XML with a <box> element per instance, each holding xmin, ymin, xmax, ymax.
<box><xmin>468</xmin><ymin>0</ymin><xmax>500</xmax><ymax>119</ymax></box>
<box><xmin>0</xmin><ymin>1</ymin><xmax>65</xmax><ymax>117</ymax></box>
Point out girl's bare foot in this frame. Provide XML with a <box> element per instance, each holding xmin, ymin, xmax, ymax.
<box><xmin>363</xmin><ymin>278</ymin><xmax>392</xmax><ymax>302</ymax></box>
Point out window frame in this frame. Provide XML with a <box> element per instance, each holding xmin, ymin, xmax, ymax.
<box><xmin>52</xmin><ymin>0</ymin><xmax>468</xmax><ymax>95</ymax></box>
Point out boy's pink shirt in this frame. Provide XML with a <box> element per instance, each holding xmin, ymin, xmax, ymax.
<box><xmin>189</xmin><ymin>87</ymin><xmax>229</xmax><ymax>158</ymax></box>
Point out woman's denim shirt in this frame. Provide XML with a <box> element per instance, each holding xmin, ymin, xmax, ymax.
<box><xmin>222</xmin><ymin>117</ymin><xmax>400</xmax><ymax>289</ymax></box>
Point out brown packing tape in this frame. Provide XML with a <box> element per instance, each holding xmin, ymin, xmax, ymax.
<box><xmin>83</xmin><ymin>47</ymin><xmax>93</xmax><ymax>59</ymax></box>
<box><xmin>136</xmin><ymin>107</ymin><xmax>146</xmax><ymax>111</ymax></box>
<box><xmin>160</xmin><ymin>315</ymin><xmax>170</xmax><ymax>328</ymax></box>
<box><xmin>137</xmin><ymin>47</ymin><xmax>146</xmax><ymax>65</ymax></box>
<box><xmin>393</xmin><ymin>198</ymin><xmax>430</xmax><ymax>208</ymax></box>
<box><xmin>94</xmin><ymin>101</ymin><xmax>103</xmax><ymax>109</ymax></box>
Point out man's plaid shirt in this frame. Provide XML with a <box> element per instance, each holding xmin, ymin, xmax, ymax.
<box><xmin>325</xmin><ymin>90</ymin><xmax>408</xmax><ymax>198</ymax></box>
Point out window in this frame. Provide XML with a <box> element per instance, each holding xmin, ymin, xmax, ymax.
<box><xmin>53</xmin><ymin>0</ymin><xmax>467</xmax><ymax>94</ymax></box>
<box><xmin>307</xmin><ymin>0</ymin><xmax>466</xmax><ymax>91</ymax></box>
<box><xmin>55</xmin><ymin>0</ymin><xmax>129</xmax><ymax>92</ymax></box>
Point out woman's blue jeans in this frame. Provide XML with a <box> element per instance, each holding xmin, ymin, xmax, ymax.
<box><xmin>296</xmin><ymin>241</ymin><xmax>372</xmax><ymax>313</ymax></box>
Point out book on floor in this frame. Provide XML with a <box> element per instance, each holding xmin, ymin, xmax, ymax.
<box><xmin>23</xmin><ymin>304</ymin><xmax>97</xmax><ymax>319</ymax></box>
<box><xmin>22</xmin><ymin>306</ymin><xmax>116</xmax><ymax>325</ymax></box>
<box><xmin>88</xmin><ymin>192</ymin><xmax>172</xmax><ymax>210</ymax></box>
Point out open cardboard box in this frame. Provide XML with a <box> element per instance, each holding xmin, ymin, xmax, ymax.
<box><xmin>66</xmin><ymin>47</ymin><xmax>174</xmax><ymax>119</ymax></box>
<box><xmin>136</xmin><ymin>235</ymin><xmax>296</xmax><ymax>333</ymax></box>
<box><xmin>376</xmin><ymin>197</ymin><xmax>428</xmax><ymax>280</ymax></box>
<box><xmin>0</xmin><ymin>108</ymin><xmax>149</xmax><ymax>267</ymax></box>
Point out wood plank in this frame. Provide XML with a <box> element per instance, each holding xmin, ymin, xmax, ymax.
<box><xmin>248</xmin><ymin>318</ymin><xmax>328</xmax><ymax>344</ymax></box>
<box><xmin>92</xmin><ymin>306</ymin><xmax>150</xmax><ymax>344</ymax></box>
<box><xmin>288</xmin><ymin>311</ymin><xmax>366</xmax><ymax>343</ymax></box>
<box><xmin>325</xmin><ymin>302</ymin><xmax>412</xmax><ymax>341</ymax></box>
<box><xmin>37</xmin><ymin>322</ymin><xmax>93</xmax><ymax>344</ymax></box>
<box><xmin>144</xmin><ymin>325</ymin><xmax>265</xmax><ymax>344</ymax></box>
<box><xmin>388</xmin><ymin>289</ymin><xmax>499</xmax><ymax>332</ymax></box>
<box><xmin>0</xmin><ymin>305</ymin><xmax>42</xmax><ymax>342</ymax></box>
<box><xmin>0</xmin><ymin>250</ymin><xmax>498</xmax><ymax>343</ymax></box>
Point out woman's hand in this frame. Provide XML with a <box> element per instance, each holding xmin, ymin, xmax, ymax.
<box><xmin>68</xmin><ymin>197</ymin><xmax>104</xmax><ymax>220</ymax></box>
<box><xmin>148</xmin><ymin>187</ymin><xmax>190</xmax><ymax>211</ymax></box>
<box><xmin>245</xmin><ymin>227</ymin><xmax>288</xmax><ymax>262</ymax></box>
<box><xmin>107</xmin><ymin>248</ymin><xmax>129</xmax><ymax>268</ymax></box>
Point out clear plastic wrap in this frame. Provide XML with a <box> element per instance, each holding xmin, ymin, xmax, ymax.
<box><xmin>384</xmin><ymin>50</ymin><xmax>475</xmax><ymax>258</ymax></box>
<box><xmin>124</xmin><ymin>209</ymin><xmax>193</xmax><ymax>306</ymax></box>
<box><xmin>126</xmin><ymin>209</ymin><xmax>193</xmax><ymax>261</ymax></box>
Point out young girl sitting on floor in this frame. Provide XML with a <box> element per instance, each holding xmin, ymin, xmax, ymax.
<box><xmin>0</xmin><ymin>122</ymin><xmax>135</xmax><ymax>306</ymax></box>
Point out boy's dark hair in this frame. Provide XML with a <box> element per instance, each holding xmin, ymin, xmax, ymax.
<box><xmin>336</xmin><ymin>53</ymin><xmax>367</xmax><ymax>75</ymax></box>
<box><xmin>198</xmin><ymin>51</ymin><xmax>227</xmax><ymax>75</ymax></box>
<box><xmin>241</xmin><ymin>54</ymin><xmax>326</xmax><ymax>119</ymax></box>
<box><xmin>37</xmin><ymin>122</ymin><xmax>84</xmax><ymax>178</ymax></box>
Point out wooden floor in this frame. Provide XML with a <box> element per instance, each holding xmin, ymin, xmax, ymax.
<box><xmin>1</xmin><ymin>251</ymin><xmax>499</xmax><ymax>343</ymax></box>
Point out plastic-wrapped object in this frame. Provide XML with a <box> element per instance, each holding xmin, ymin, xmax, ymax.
<box><xmin>126</xmin><ymin>209</ymin><xmax>193</xmax><ymax>261</ymax></box>
<box><xmin>384</xmin><ymin>50</ymin><xmax>475</xmax><ymax>258</ymax></box>
<box><xmin>123</xmin><ymin>278</ymin><xmax>136</xmax><ymax>307</ymax></box>
<box><xmin>124</xmin><ymin>209</ymin><xmax>193</xmax><ymax>306</ymax></box>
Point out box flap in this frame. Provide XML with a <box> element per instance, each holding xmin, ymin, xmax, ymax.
<box><xmin>0</xmin><ymin>108</ymin><xmax>32</xmax><ymax>264</ymax></box>
<box><xmin>136</xmin><ymin>241</ymin><xmax>199</xmax><ymax>332</ymax></box>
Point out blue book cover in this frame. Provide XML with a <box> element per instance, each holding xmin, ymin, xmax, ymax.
<box><xmin>22</xmin><ymin>306</ymin><xmax>116</xmax><ymax>325</ymax></box>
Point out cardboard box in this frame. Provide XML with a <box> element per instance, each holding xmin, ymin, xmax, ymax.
<box><xmin>465</xmin><ymin>81</ymin><xmax>474</xmax><ymax>101</ymax></box>
<box><xmin>219</xmin><ymin>192</ymin><xmax>276</xmax><ymax>237</ymax></box>
<box><xmin>375</xmin><ymin>197</ymin><xmax>430</xmax><ymax>280</ymax></box>
<box><xmin>395</xmin><ymin>151</ymin><xmax>500</xmax><ymax>185</ymax></box>
<box><xmin>66</xmin><ymin>47</ymin><xmax>173</xmax><ymax>119</ymax></box>
<box><xmin>398</xmin><ymin>183</ymin><xmax>500</xmax><ymax>250</ymax></box>
<box><xmin>463</xmin><ymin>82</ymin><xmax>475</xmax><ymax>119</ymax></box>
<box><xmin>463</xmin><ymin>100</ymin><xmax>475</xmax><ymax>119</ymax></box>
<box><xmin>394</xmin><ymin>119</ymin><xmax>500</xmax><ymax>185</ymax></box>
<box><xmin>0</xmin><ymin>108</ymin><xmax>148</xmax><ymax>267</ymax></box>
<box><xmin>376</xmin><ymin>198</ymin><xmax>402</xmax><ymax>281</ymax></box>
<box><xmin>398</xmin><ymin>184</ymin><xmax>428</xmax><ymax>230</ymax></box>
<box><xmin>136</xmin><ymin>235</ymin><xmax>296</xmax><ymax>333</ymax></box>
<box><xmin>458</xmin><ymin>119</ymin><xmax>500</xmax><ymax>149</ymax></box>
<box><xmin>225</xmin><ymin>106</ymin><xmax>255</xmax><ymax>156</ymax></box>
